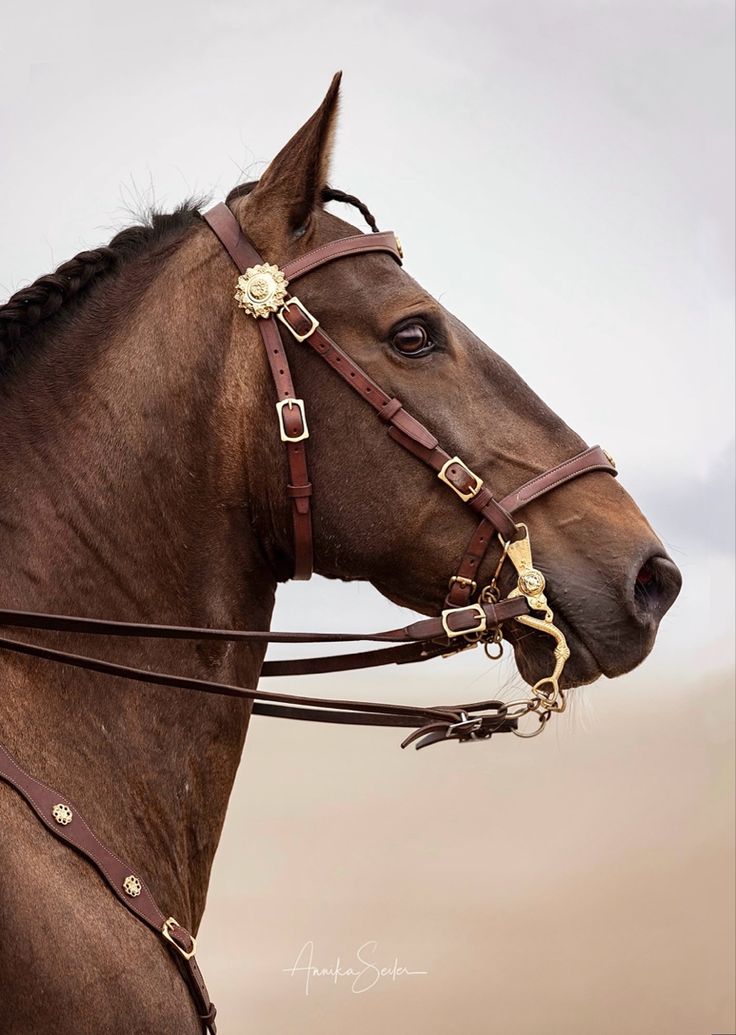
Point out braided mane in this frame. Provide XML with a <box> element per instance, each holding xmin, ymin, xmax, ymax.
<box><xmin>0</xmin><ymin>186</ymin><xmax>379</xmax><ymax>372</ymax></box>
<box><xmin>0</xmin><ymin>204</ymin><xmax>202</xmax><ymax>368</ymax></box>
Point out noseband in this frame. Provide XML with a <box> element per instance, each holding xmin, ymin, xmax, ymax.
<box><xmin>0</xmin><ymin>201</ymin><xmax>618</xmax><ymax>1032</ymax></box>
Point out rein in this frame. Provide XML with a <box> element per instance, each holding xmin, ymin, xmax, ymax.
<box><xmin>0</xmin><ymin>202</ymin><xmax>618</xmax><ymax>1033</ymax></box>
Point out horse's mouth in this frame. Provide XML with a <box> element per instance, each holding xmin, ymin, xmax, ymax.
<box><xmin>505</xmin><ymin>609</ymin><xmax>603</xmax><ymax>690</ymax></box>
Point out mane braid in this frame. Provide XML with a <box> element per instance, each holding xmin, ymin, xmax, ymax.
<box><xmin>0</xmin><ymin>203</ymin><xmax>202</xmax><ymax>367</ymax></box>
<box><xmin>0</xmin><ymin>184</ymin><xmax>379</xmax><ymax>371</ymax></box>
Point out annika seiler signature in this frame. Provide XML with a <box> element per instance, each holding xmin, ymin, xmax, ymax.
<box><xmin>283</xmin><ymin>940</ymin><xmax>428</xmax><ymax>995</ymax></box>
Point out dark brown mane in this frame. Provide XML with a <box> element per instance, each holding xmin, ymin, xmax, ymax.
<box><xmin>0</xmin><ymin>202</ymin><xmax>204</xmax><ymax>370</ymax></box>
<box><xmin>0</xmin><ymin>186</ymin><xmax>379</xmax><ymax>377</ymax></box>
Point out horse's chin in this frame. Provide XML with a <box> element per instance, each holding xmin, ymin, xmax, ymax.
<box><xmin>506</xmin><ymin>615</ymin><xmax>603</xmax><ymax>690</ymax></box>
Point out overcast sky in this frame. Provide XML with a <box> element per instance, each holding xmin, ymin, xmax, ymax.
<box><xmin>1</xmin><ymin>0</ymin><xmax>733</xmax><ymax>676</ymax></box>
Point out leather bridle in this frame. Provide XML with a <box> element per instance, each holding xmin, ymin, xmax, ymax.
<box><xmin>0</xmin><ymin>202</ymin><xmax>618</xmax><ymax>744</ymax></box>
<box><xmin>0</xmin><ymin>201</ymin><xmax>619</xmax><ymax>1033</ymax></box>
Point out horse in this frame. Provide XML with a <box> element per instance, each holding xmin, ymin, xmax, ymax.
<box><xmin>0</xmin><ymin>72</ymin><xmax>681</xmax><ymax>1033</ymax></box>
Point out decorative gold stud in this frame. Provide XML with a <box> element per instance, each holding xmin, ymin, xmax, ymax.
<box><xmin>123</xmin><ymin>875</ymin><xmax>142</xmax><ymax>898</ymax></box>
<box><xmin>518</xmin><ymin>569</ymin><xmax>546</xmax><ymax>597</ymax></box>
<box><xmin>52</xmin><ymin>803</ymin><xmax>73</xmax><ymax>826</ymax></box>
<box><xmin>603</xmin><ymin>449</ymin><xmax>616</xmax><ymax>469</ymax></box>
<box><xmin>394</xmin><ymin>234</ymin><xmax>404</xmax><ymax>259</ymax></box>
<box><xmin>234</xmin><ymin>263</ymin><xmax>288</xmax><ymax>318</ymax></box>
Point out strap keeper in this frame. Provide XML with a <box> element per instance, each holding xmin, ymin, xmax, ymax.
<box><xmin>479</xmin><ymin>497</ymin><xmax>516</xmax><ymax>540</ymax></box>
<box><xmin>379</xmin><ymin>397</ymin><xmax>403</xmax><ymax>423</ymax></box>
<box><xmin>199</xmin><ymin>1003</ymin><xmax>218</xmax><ymax>1026</ymax></box>
<box><xmin>287</xmin><ymin>483</ymin><xmax>313</xmax><ymax>498</ymax></box>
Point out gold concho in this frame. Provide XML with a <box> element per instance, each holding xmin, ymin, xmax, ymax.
<box><xmin>518</xmin><ymin>569</ymin><xmax>546</xmax><ymax>597</ymax></box>
<box><xmin>52</xmin><ymin>803</ymin><xmax>73</xmax><ymax>826</ymax></box>
<box><xmin>234</xmin><ymin>263</ymin><xmax>288</xmax><ymax>318</ymax></box>
<box><xmin>123</xmin><ymin>875</ymin><xmax>142</xmax><ymax>897</ymax></box>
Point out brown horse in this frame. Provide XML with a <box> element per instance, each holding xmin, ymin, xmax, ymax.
<box><xmin>0</xmin><ymin>74</ymin><xmax>680</xmax><ymax>1033</ymax></box>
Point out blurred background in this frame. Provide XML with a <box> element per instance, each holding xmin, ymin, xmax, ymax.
<box><xmin>2</xmin><ymin>2</ymin><xmax>733</xmax><ymax>1032</ymax></box>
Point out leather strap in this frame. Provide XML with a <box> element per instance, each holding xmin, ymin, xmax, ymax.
<box><xmin>0</xmin><ymin>742</ymin><xmax>216</xmax><ymax>1033</ymax></box>
<box><xmin>0</xmin><ymin>596</ymin><xmax>527</xmax><ymax>645</ymax></box>
<box><xmin>201</xmin><ymin>206</ymin><xmax>617</xmax><ymax>602</ymax></box>
<box><xmin>278</xmin><ymin>303</ymin><xmax>520</xmax><ymax>539</ymax></box>
<box><xmin>203</xmin><ymin>204</ymin><xmax>313</xmax><ymax>580</ymax></box>
<box><xmin>0</xmin><ymin>595</ymin><xmax>528</xmax><ymax>733</ymax></box>
<box><xmin>282</xmin><ymin>231</ymin><xmax>402</xmax><ymax>280</ymax></box>
<box><xmin>499</xmin><ymin>445</ymin><xmax>615</xmax><ymax>512</ymax></box>
<box><xmin>0</xmin><ymin>630</ymin><xmax>519</xmax><ymax>740</ymax></box>
<box><xmin>446</xmin><ymin>446</ymin><xmax>618</xmax><ymax>607</ymax></box>
<box><xmin>0</xmin><ymin>202</ymin><xmax>620</xmax><ymax>1031</ymax></box>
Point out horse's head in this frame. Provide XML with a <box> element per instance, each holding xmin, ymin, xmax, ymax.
<box><xmin>226</xmin><ymin>74</ymin><xmax>680</xmax><ymax>690</ymax></box>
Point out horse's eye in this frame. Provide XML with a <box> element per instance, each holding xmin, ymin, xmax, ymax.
<box><xmin>391</xmin><ymin>323</ymin><xmax>433</xmax><ymax>357</ymax></box>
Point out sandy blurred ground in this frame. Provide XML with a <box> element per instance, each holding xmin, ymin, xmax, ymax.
<box><xmin>198</xmin><ymin>655</ymin><xmax>735</xmax><ymax>1035</ymax></box>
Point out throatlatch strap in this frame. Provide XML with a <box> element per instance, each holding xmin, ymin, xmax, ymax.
<box><xmin>0</xmin><ymin>742</ymin><xmax>216</xmax><ymax>1033</ymax></box>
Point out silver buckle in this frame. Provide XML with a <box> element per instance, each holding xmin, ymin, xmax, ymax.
<box><xmin>275</xmin><ymin>398</ymin><xmax>309</xmax><ymax>443</ymax></box>
<box><xmin>277</xmin><ymin>297</ymin><xmax>320</xmax><ymax>342</ymax></box>
<box><xmin>446</xmin><ymin>711</ymin><xmax>484</xmax><ymax>739</ymax></box>
<box><xmin>437</xmin><ymin>456</ymin><xmax>483</xmax><ymax>502</ymax></box>
<box><xmin>441</xmin><ymin>603</ymin><xmax>487</xmax><ymax>639</ymax></box>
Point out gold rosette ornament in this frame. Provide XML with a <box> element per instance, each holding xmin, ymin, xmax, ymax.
<box><xmin>234</xmin><ymin>263</ymin><xmax>289</xmax><ymax>318</ymax></box>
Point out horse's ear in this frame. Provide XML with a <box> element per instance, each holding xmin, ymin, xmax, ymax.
<box><xmin>245</xmin><ymin>72</ymin><xmax>342</xmax><ymax>237</ymax></box>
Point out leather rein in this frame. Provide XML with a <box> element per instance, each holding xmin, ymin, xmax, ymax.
<box><xmin>0</xmin><ymin>202</ymin><xmax>617</xmax><ymax>748</ymax></box>
<box><xmin>0</xmin><ymin>203</ymin><xmax>618</xmax><ymax>1032</ymax></box>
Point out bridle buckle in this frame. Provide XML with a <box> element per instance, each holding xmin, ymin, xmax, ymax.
<box><xmin>162</xmin><ymin>917</ymin><xmax>197</xmax><ymax>960</ymax></box>
<box><xmin>446</xmin><ymin>711</ymin><xmax>484</xmax><ymax>740</ymax></box>
<box><xmin>448</xmin><ymin>574</ymin><xmax>477</xmax><ymax>594</ymax></box>
<box><xmin>275</xmin><ymin>398</ymin><xmax>309</xmax><ymax>443</ymax></box>
<box><xmin>277</xmin><ymin>297</ymin><xmax>320</xmax><ymax>342</ymax></box>
<box><xmin>437</xmin><ymin>456</ymin><xmax>483</xmax><ymax>502</ymax></box>
<box><xmin>441</xmin><ymin>602</ymin><xmax>487</xmax><ymax>639</ymax></box>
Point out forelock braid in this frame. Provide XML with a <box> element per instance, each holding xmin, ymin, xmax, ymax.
<box><xmin>321</xmin><ymin>186</ymin><xmax>380</xmax><ymax>233</ymax></box>
<box><xmin>225</xmin><ymin>181</ymin><xmax>381</xmax><ymax>233</ymax></box>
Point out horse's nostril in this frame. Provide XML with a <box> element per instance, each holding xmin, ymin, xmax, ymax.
<box><xmin>634</xmin><ymin>555</ymin><xmax>682</xmax><ymax>619</ymax></box>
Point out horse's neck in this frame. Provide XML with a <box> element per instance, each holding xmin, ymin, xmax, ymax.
<box><xmin>0</xmin><ymin>232</ymin><xmax>278</xmax><ymax>927</ymax></box>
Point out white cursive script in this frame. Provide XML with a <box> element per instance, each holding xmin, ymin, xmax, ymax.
<box><xmin>283</xmin><ymin>940</ymin><xmax>429</xmax><ymax>995</ymax></box>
